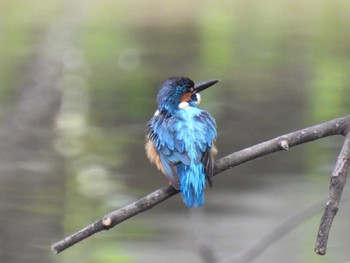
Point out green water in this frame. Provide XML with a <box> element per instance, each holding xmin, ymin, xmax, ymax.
<box><xmin>0</xmin><ymin>0</ymin><xmax>350</xmax><ymax>262</ymax></box>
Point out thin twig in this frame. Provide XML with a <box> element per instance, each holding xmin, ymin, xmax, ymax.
<box><xmin>51</xmin><ymin>115</ymin><xmax>350</xmax><ymax>254</ymax></box>
<box><xmin>314</xmin><ymin>132</ymin><xmax>350</xmax><ymax>255</ymax></box>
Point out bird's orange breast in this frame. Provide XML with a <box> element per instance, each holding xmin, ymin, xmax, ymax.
<box><xmin>145</xmin><ymin>137</ymin><xmax>165</xmax><ymax>174</ymax></box>
<box><xmin>211</xmin><ymin>143</ymin><xmax>218</xmax><ymax>156</ymax></box>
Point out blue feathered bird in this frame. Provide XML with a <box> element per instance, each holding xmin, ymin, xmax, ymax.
<box><xmin>145</xmin><ymin>77</ymin><xmax>218</xmax><ymax>207</ymax></box>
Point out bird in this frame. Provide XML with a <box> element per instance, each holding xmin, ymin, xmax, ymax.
<box><xmin>145</xmin><ymin>76</ymin><xmax>218</xmax><ymax>207</ymax></box>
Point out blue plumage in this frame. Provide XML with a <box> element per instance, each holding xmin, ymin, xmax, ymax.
<box><xmin>146</xmin><ymin>77</ymin><xmax>218</xmax><ymax>207</ymax></box>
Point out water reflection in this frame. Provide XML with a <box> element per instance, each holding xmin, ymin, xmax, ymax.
<box><xmin>1</xmin><ymin>0</ymin><xmax>350</xmax><ymax>262</ymax></box>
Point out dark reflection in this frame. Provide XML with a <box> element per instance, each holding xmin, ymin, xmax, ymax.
<box><xmin>0</xmin><ymin>31</ymin><xmax>64</xmax><ymax>263</ymax></box>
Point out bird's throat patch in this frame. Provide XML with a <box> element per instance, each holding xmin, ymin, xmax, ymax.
<box><xmin>178</xmin><ymin>102</ymin><xmax>190</xmax><ymax>109</ymax></box>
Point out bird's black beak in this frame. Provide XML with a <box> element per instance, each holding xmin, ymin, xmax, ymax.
<box><xmin>194</xmin><ymin>79</ymin><xmax>219</xmax><ymax>93</ymax></box>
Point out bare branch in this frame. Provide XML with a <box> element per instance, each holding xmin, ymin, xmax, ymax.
<box><xmin>315</xmin><ymin>132</ymin><xmax>350</xmax><ymax>255</ymax></box>
<box><xmin>214</xmin><ymin>115</ymin><xmax>349</xmax><ymax>175</ymax></box>
<box><xmin>51</xmin><ymin>115</ymin><xmax>350</xmax><ymax>254</ymax></box>
<box><xmin>51</xmin><ymin>185</ymin><xmax>179</xmax><ymax>254</ymax></box>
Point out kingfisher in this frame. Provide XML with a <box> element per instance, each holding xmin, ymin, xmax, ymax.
<box><xmin>145</xmin><ymin>76</ymin><xmax>218</xmax><ymax>207</ymax></box>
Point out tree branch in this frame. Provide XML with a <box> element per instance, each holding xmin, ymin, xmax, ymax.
<box><xmin>51</xmin><ymin>115</ymin><xmax>350</xmax><ymax>254</ymax></box>
<box><xmin>314</xmin><ymin>132</ymin><xmax>350</xmax><ymax>255</ymax></box>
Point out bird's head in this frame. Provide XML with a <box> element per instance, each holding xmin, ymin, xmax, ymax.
<box><xmin>156</xmin><ymin>76</ymin><xmax>219</xmax><ymax>115</ymax></box>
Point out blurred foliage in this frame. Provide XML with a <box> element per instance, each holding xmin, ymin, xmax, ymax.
<box><xmin>0</xmin><ymin>0</ymin><xmax>62</xmax><ymax>111</ymax></box>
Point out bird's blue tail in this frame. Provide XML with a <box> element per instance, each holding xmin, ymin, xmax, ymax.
<box><xmin>178</xmin><ymin>163</ymin><xmax>206</xmax><ymax>207</ymax></box>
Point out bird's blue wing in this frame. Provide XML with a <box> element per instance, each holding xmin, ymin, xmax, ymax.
<box><xmin>174</xmin><ymin>108</ymin><xmax>217</xmax><ymax>186</ymax></box>
<box><xmin>146</xmin><ymin>112</ymin><xmax>189</xmax><ymax>189</ymax></box>
<box><xmin>146</xmin><ymin>108</ymin><xmax>217</xmax><ymax>189</ymax></box>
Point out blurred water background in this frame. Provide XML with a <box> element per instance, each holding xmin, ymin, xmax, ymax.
<box><xmin>1</xmin><ymin>0</ymin><xmax>350</xmax><ymax>262</ymax></box>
